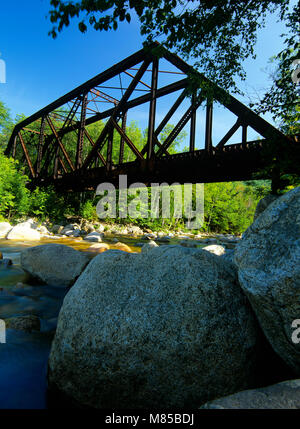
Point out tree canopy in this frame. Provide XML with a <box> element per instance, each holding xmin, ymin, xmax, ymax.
<box><xmin>49</xmin><ymin>1</ymin><xmax>299</xmax><ymax>106</ymax></box>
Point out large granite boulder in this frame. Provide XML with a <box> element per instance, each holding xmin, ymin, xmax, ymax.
<box><xmin>6</xmin><ymin>221</ymin><xmax>41</xmax><ymax>241</ymax></box>
<box><xmin>254</xmin><ymin>194</ymin><xmax>279</xmax><ymax>221</ymax></box>
<box><xmin>0</xmin><ymin>222</ymin><xmax>12</xmax><ymax>238</ymax></box>
<box><xmin>48</xmin><ymin>245</ymin><xmax>259</xmax><ymax>408</ymax></box>
<box><xmin>201</xmin><ymin>379</ymin><xmax>300</xmax><ymax>409</ymax></box>
<box><xmin>235</xmin><ymin>187</ymin><xmax>300</xmax><ymax>374</ymax></box>
<box><xmin>21</xmin><ymin>244</ymin><xmax>90</xmax><ymax>287</ymax></box>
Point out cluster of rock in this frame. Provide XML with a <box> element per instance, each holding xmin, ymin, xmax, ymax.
<box><xmin>0</xmin><ymin>217</ymin><xmax>241</xmax><ymax>249</ymax></box>
<box><xmin>12</xmin><ymin>187</ymin><xmax>300</xmax><ymax>408</ymax></box>
<box><xmin>0</xmin><ymin>219</ymin><xmax>41</xmax><ymax>241</ymax></box>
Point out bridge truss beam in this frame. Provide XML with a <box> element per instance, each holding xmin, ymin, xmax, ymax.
<box><xmin>5</xmin><ymin>42</ymin><xmax>297</xmax><ymax>191</ymax></box>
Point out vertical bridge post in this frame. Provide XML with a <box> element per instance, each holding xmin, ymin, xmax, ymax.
<box><xmin>76</xmin><ymin>93</ymin><xmax>88</xmax><ymax>169</ymax></box>
<box><xmin>147</xmin><ymin>57</ymin><xmax>159</xmax><ymax>160</ymax></box>
<box><xmin>205</xmin><ymin>98</ymin><xmax>213</xmax><ymax>152</ymax></box>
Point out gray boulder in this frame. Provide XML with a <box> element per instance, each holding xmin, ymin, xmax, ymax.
<box><xmin>51</xmin><ymin>225</ymin><xmax>64</xmax><ymax>234</ymax></box>
<box><xmin>254</xmin><ymin>194</ymin><xmax>279</xmax><ymax>221</ymax></box>
<box><xmin>21</xmin><ymin>243</ymin><xmax>90</xmax><ymax>287</ymax></box>
<box><xmin>0</xmin><ymin>222</ymin><xmax>12</xmax><ymax>238</ymax></box>
<box><xmin>6</xmin><ymin>221</ymin><xmax>41</xmax><ymax>241</ymax></box>
<box><xmin>48</xmin><ymin>245</ymin><xmax>259</xmax><ymax>408</ymax></box>
<box><xmin>5</xmin><ymin>315</ymin><xmax>40</xmax><ymax>333</ymax></box>
<box><xmin>203</xmin><ymin>244</ymin><xmax>226</xmax><ymax>256</ymax></box>
<box><xmin>235</xmin><ymin>187</ymin><xmax>300</xmax><ymax>374</ymax></box>
<box><xmin>221</xmin><ymin>249</ymin><xmax>235</xmax><ymax>264</ymax></box>
<box><xmin>201</xmin><ymin>379</ymin><xmax>300</xmax><ymax>409</ymax></box>
<box><xmin>84</xmin><ymin>232</ymin><xmax>104</xmax><ymax>242</ymax></box>
<box><xmin>141</xmin><ymin>240</ymin><xmax>159</xmax><ymax>253</ymax></box>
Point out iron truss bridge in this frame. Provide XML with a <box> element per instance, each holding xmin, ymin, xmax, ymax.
<box><xmin>5</xmin><ymin>42</ymin><xmax>299</xmax><ymax>191</ymax></box>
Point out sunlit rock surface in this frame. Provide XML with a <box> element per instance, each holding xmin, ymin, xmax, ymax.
<box><xmin>49</xmin><ymin>246</ymin><xmax>259</xmax><ymax>408</ymax></box>
<box><xmin>235</xmin><ymin>187</ymin><xmax>300</xmax><ymax>374</ymax></box>
<box><xmin>21</xmin><ymin>243</ymin><xmax>90</xmax><ymax>287</ymax></box>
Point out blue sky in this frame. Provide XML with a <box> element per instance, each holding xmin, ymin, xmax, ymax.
<box><xmin>0</xmin><ymin>0</ymin><xmax>294</xmax><ymax>148</ymax></box>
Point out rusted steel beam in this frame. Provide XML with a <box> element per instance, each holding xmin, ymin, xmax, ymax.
<box><xmin>5</xmin><ymin>129</ymin><xmax>17</xmax><ymax>157</ymax></box>
<box><xmin>82</xmin><ymin>59</ymin><xmax>151</xmax><ymax>169</ymax></box>
<box><xmin>106</xmin><ymin>128</ymin><xmax>114</xmax><ymax>172</ymax></box>
<box><xmin>12</xmin><ymin>134</ymin><xmax>17</xmax><ymax>158</ymax></box>
<box><xmin>11</xmin><ymin>44</ymin><xmax>156</xmax><ymax>133</ymax></box>
<box><xmin>90</xmin><ymin>89</ymin><xmax>119</xmax><ymax>105</ymax></box>
<box><xmin>56</xmin><ymin>78</ymin><xmax>188</xmax><ymax>138</ymax></box>
<box><xmin>18</xmin><ymin>132</ymin><xmax>35</xmax><ymax>178</ymax></box>
<box><xmin>23</xmin><ymin>128</ymin><xmax>41</xmax><ymax>135</ymax></box>
<box><xmin>155</xmin><ymin>89</ymin><xmax>186</xmax><ymax>137</ymax></box>
<box><xmin>162</xmin><ymin>47</ymin><xmax>289</xmax><ymax>142</ymax></box>
<box><xmin>189</xmin><ymin>94</ymin><xmax>196</xmax><ymax>152</ymax></box>
<box><xmin>129</xmin><ymin>67</ymin><xmax>185</xmax><ymax>75</ymax></box>
<box><xmin>111</xmin><ymin>118</ymin><xmax>144</xmax><ymax>161</ymax></box>
<box><xmin>140</xmin><ymin>89</ymin><xmax>186</xmax><ymax>157</ymax></box>
<box><xmin>242</xmin><ymin>124</ymin><xmax>247</xmax><ymax>146</ymax></box>
<box><xmin>123</xmin><ymin>70</ymin><xmax>151</xmax><ymax>89</ymax></box>
<box><xmin>205</xmin><ymin>99</ymin><xmax>213</xmax><ymax>152</ymax></box>
<box><xmin>54</xmin><ymin>143</ymin><xmax>60</xmax><ymax>179</ymax></box>
<box><xmin>119</xmin><ymin>111</ymin><xmax>127</xmax><ymax>164</ymax></box>
<box><xmin>46</xmin><ymin>115</ymin><xmax>75</xmax><ymax>172</ymax></box>
<box><xmin>216</xmin><ymin>119</ymin><xmax>241</xmax><ymax>148</ymax></box>
<box><xmin>76</xmin><ymin>93</ymin><xmax>88</xmax><ymax>169</ymax></box>
<box><xmin>147</xmin><ymin>57</ymin><xmax>159</xmax><ymax>160</ymax></box>
<box><xmin>156</xmin><ymin>96</ymin><xmax>205</xmax><ymax>157</ymax></box>
<box><xmin>36</xmin><ymin>116</ymin><xmax>46</xmax><ymax>176</ymax></box>
<box><xmin>61</xmin><ymin>97</ymin><xmax>82</xmax><ymax>130</ymax></box>
<box><xmin>153</xmin><ymin>134</ymin><xmax>170</xmax><ymax>156</ymax></box>
<box><xmin>83</xmin><ymin>128</ymin><xmax>107</xmax><ymax>167</ymax></box>
<box><xmin>59</xmin><ymin>157</ymin><xmax>68</xmax><ymax>174</ymax></box>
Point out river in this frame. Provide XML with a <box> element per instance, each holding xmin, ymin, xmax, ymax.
<box><xmin>0</xmin><ymin>235</ymin><xmax>147</xmax><ymax>409</ymax></box>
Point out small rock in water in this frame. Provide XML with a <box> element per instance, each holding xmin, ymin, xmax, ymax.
<box><xmin>156</xmin><ymin>235</ymin><xmax>171</xmax><ymax>243</ymax></box>
<box><xmin>21</xmin><ymin>243</ymin><xmax>90</xmax><ymax>287</ymax></box>
<box><xmin>87</xmin><ymin>243</ymin><xmax>110</xmax><ymax>253</ymax></box>
<box><xmin>141</xmin><ymin>240</ymin><xmax>159</xmax><ymax>253</ymax></box>
<box><xmin>202</xmin><ymin>244</ymin><xmax>226</xmax><ymax>256</ymax></box>
<box><xmin>1</xmin><ymin>258</ymin><xmax>13</xmax><ymax>268</ymax></box>
<box><xmin>113</xmin><ymin>242</ymin><xmax>132</xmax><ymax>252</ymax></box>
<box><xmin>179</xmin><ymin>240</ymin><xmax>197</xmax><ymax>248</ymax></box>
<box><xmin>51</xmin><ymin>225</ymin><xmax>64</xmax><ymax>234</ymax></box>
<box><xmin>84</xmin><ymin>232</ymin><xmax>104</xmax><ymax>243</ymax></box>
<box><xmin>0</xmin><ymin>251</ymin><xmax>3</xmax><ymax>260</ymax></box>
<box><xmin>142</xmin><ymin>233</ymin><xmax>156</xmax><ymax>240</ymax></box>
<box><xmin>5</xmin><ymin>315</ymin><xmax>41</xmax><ymax>333</ymax></box>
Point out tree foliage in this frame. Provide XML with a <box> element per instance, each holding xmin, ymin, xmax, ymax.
<box><xmin>48</xmin><ymin>1</ymin><xmax>296</xmax><ymax>94</ymax></box>
<box><xmin>251</xmin><ymin>3</ymin><xmax>299</xmax><ymax>132</ymax></box>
